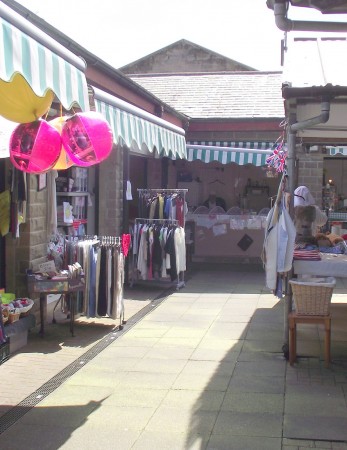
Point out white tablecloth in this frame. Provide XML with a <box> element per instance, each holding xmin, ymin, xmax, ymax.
<box><xmin>293</xmin><ymin>253</ymin><xmax>347</xmax><ymax>278</ymax></box>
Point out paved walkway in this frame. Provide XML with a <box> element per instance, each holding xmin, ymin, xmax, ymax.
<box><xmin>1</xmin><ymin>264</ymin><xmax>347</xmax><ymax>449</ymax></box>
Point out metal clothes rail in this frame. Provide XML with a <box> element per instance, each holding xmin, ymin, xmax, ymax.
<box><xmin>61</xmin><ymin>234</ymin><xmax>125</xmax><ymax>330</ymax></box>
<box><xmin>131</xmin><ymin>217</ymin><xmax>185</xmax><ymax>290</ymax></box>
<box><xmin>137</xmin><ymin>188</ymin><xmax>188</xmax><ymax>227</ymax></box>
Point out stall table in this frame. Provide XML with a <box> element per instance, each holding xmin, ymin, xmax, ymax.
<box><xmin>187</xmin><ymin>213</ymin><xmax>266</xmax><ymax>262</ymax></box>
<box><xmin>293</xmin><ymin>253</ymin><xmax>347</xmax><ymax>278</ymax></box>
<box><xmin>27</xmin><ymin>275</ymin><xmax>85</xmax><ymax>337</ymax></box>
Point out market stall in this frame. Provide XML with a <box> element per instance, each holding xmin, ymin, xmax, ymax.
<box><xmin>187</xmin><ymin>212</ymin><xmax>267</xmax><ymax>262</ymax></box>
<box><xmin>172</xmin><ymin>142</ymin><xmax>282</xmax><ymax>262</ymax></box>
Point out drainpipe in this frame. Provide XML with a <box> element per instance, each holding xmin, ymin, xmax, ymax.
<box><xmin>290</xmin><ymin>100</ymin><xmax>330</xmax><ymax>132</ymax></box>
<box><xmin>273</xmin><ymin>1</ymin><xmax>347</xmax><ymax>32</ymax></box>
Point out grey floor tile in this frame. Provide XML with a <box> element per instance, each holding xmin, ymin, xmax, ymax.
<box><xmin>221</xmin><ymin>392</ymin><xmax>284</xmax><ymax>413</ymax></box>
<box><xmin>132</xmin><ymin>430</ymin><xmax>210</xmax><ymax>450</ymax></box>
<box><xmin>19</xmin><ymin>400</ymin><xmax>101</xmax><ymax>428</ymax></box>
<box><xmin>162</xmin><ymin>389</ymin><xmax>225</xmax><ymax>411</ymax></box>
<box><xmin>0</xmin><ymin>423</ymin><xmax>76</xmax><ymax>450</ymax></box>
<box><xmin>172</xmin><ymin>372</ymin><xmax>231</xmax><ymax>391</ymax></box>
<box><xmin>284</xmin><ymin>414</ymin><xmax>347</xmax><ymax>441</ymax></box>
<box><xmin>102</xmin><ymin>388</ymin><xmax>169</xmax><ymax>408</ymax></box>
<box><xmin>60</xmin><ymin>427</ymin><xmax>141</xmax><ymax>450</ymax></box>
<box><xmin>145</xmin><ymin>405</ymin><xmax>218</xmax><ymax>434</ymax></box>
<box><xmin>227</xmin><ymin>373</ymin><xmax>285</xmax><ymax>394</ymax></box>
<box><xmin>130</xmin><ymin>357</ymin><xmax>187</xmax><ymax>374</ymax></box>
<box><xmin>213</xmin><ymin>411</ymin><xmax>282</xmax><ymax>437</ymax></box>
<box><xmin>207</xmin><ymin>435</ymin><xmax>282</xmax><ymax>450</ymax></box>
<box><xmin>87</xmin><ymin>405</ymin><xmax>156</xmax><ymax>430</ymax></box>
<box><xmin>233</xmin><ymin>360</ymin><xmax>286</xmax><ymax>377</ymax></box>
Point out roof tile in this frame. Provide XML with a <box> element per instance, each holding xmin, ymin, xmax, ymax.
<box><xmin>130</xmin><ymin>72</ymin><xmax>284</xmax><ymax>119</ymax></box>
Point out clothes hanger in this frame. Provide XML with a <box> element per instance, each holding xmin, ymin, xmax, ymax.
<box><xmin>208</xmin><ymin>179</ymin><xmax>225</xmax><ymax>185</ymax></box>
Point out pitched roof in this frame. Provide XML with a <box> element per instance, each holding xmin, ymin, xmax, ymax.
<box><xmin>130</xmin><ymin>72</ymin><xmax>284</xmax><ymax>120</ymax></box>
<box><xmin>120</xmin><ymin>39</ymin><xmax>255</xmax><ymax>74</ymax></box>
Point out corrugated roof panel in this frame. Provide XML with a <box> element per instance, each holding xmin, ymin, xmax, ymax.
<box><xmin>283</xmin><ymin>37</ymin><xmax>347</xmax><ymax>88</ymax></box>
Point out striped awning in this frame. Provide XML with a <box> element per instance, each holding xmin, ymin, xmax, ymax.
<box><xmin>187</xmin><ymin>141</ymin><xmax>273</xmax><ymax>166</ymax></box>
<box><xmin>94</xmin><ymin>87</ymin><xmax>186</xmax><ymax>159</ymax></box>
<box><xmin>327</xmin><ymin>146</ymin><xmax>347</xmax><ymax>156</ymax></box>
<box><xmin>0</xmin><ymin>3</ymin><xmax>89</xmax><ymax>112</ymax></box>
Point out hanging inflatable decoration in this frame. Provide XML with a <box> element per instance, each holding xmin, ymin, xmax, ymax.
<box><xmin>10</xmin><ymin>119</ymin><xmax>62</xmax><ymax>173</ymax></box>
<box><xmin>61</xmin><ymin>111</ymin><xmax>113</xmax><ymax>167</ymax></box>
<box><xmin>0</xmin><ymin>73</ymin><xmax>54</xmax><ymax>123</ymax></box>
<box><xmin>49</xmin><ymin>116</ymin><xmax>74</xmax><ymax>170</ymax></box>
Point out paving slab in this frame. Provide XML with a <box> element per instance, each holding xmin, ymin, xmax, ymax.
<box><xmin>1</xmin><ymin>264</ymin><xmax>347</xmax><ymax>449</ymax></box>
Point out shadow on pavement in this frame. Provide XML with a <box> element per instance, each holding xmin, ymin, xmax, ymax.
<box><xmin>0</xmin><ymin>398</ymin><xmax>108</xmax><ymax>450</ymax></box>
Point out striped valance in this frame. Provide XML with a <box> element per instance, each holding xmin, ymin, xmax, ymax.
<box><xmin>94</xmin><ymin>87</ymin><xmax>186</xmax><ymax>159</ymax></box>
<box><xmin>0</xmin><ymin>4</ymin><xmax>89</xmax><ymax>112</ymax></box>
<box><xmin>186</xmin><ymin>141</ymin><xmax>273</xmax><ymax>166</ymax></box>
<box><xmin>327</xmin><ymin>146</ymin><xmax>347</xmax><ymax>156</ymax></box>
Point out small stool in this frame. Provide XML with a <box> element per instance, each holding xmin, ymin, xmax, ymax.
<box><xmin>288</xmin><ymin>312</ymin><xmax>331</xmax><ymax>368</ymax></box>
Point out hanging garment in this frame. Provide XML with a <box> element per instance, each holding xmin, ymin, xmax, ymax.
<box><xmin>98</xmin><ymin>246</ymin><xmax>108</xmax><ymax>317</ymax></box>
<box><xmin>111</xmin><ymin>248</ymin><xmax>124</xmax><ymax>319</ymax></box>
<box><xmin>165</xmin><ymin>227</ymin><xmax>178</xmax><ymax>281</ymax></box>
<box><xmin>174</xmin><ymin>226</ymin><xmax>186</xmax><ymax>274</ymax></box>
<box><xmin>277</xmin><ymin>201</ymin><xmax>296</xmax><ymax>273</ymax></box>
<box><xmin>263</xmin><ymin>196</ymin><xmax>295</xmax><ymax>291</ymax></box>
<box><xmin>263</xmin><ymin>204</ymin><xmax>279</xmax><ymax>291</ymax></box>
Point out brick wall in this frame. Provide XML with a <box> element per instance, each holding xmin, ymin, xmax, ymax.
<box><xmin>147</xmin><ymin>158</ymin><xmax>162</xmax><ymax>189</ymax></box>
<box><xmin>296</xmin><ymin>150</ymin><xmax>324</xmax><ymax>208</ymax></box>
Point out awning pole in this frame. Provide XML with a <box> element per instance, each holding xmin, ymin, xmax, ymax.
<box><xmin>282</xmin><ymin>114</ymin><xmax>297</xmax><ymax>358</ymax></box>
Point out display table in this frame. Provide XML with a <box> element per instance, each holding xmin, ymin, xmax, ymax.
<box><xmin>27</xmin><ymin>275</ymin><xmax>85</xmax><ymax>337</ymax></box>
<box><xmin>188</xmin><ymin>214</ymin><xmax>266</xmax><ymax>261</ymax></box>
<box><xmin>293</xmin><ymin>253</ymin><xmax>347</xmax><ymax>278</ymax></box>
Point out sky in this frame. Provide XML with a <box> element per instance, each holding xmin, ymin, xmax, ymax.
<box><xmin>13</xmin><ymin>0</ymin><xmax>347</xmax><ymax>72</ymax></box>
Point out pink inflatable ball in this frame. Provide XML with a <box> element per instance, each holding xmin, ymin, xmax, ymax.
<box><xmin>61</xmin><ymin>112</ymin><xmax>113</xmax><ymax>167</ymax></box>
<box><xmin>10</xmin><ymin>120</ymin><xmax>62</xmax><ymax>173</ymax></box>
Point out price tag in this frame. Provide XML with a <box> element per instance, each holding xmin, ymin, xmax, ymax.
<box><xmin>38</xmin><ymin>260</ymin><xmax>56</xmax><ymax>273</ymax></box>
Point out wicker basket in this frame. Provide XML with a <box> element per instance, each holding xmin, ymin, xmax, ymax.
<box><xmin>8</xmin><ymin>311</ymin><xmax>20</xmax><ymax>324</ymax></box>
<box><xmin>289</xmin><ymin>277</ymin><xmax>336</xmax><ymax>316</ymax></box>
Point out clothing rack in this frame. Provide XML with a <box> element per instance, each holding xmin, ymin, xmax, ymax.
<box><xmin>137</xmin><ymin>189</ymin><xmax>188</xmax><ymax>192</ymax></box>
<box><xmin>65</xmin><ymin>235</ymin><xmax>122</xmax><ymax>244</ymax></box>
<box><xmin>133</xmin><ymin>218</ymin><xmax>178</xmax><ymax>225</ymax></box>
<box><xmin>61</xmin><ymin>234</ymin><xmax>125</xmax><ymax>330</ymax></box>
<box><xmin>131</xmin><ymin>216</ymin><xmax>186</xmax><ymax>290</ymax></box>
<box><xmin>137</xmin><ymin>188</ymin><xmax>188</xmax><ymax>227</ymax></box>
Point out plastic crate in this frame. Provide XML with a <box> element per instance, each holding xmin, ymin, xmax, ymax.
<box><xmin>289</xmin><ymin>277</ymin><xmax>336</xmax><ymax>316</ymax></box>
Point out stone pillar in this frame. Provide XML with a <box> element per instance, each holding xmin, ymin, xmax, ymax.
<box><xmin>98</xmin><ymin>143</ymin><xmax>123</xmax><ymax>236</ymax></box>
<box><xmin>6</xmin><ymin>173</ymin><xmax>49</xmax><ymax>297</ymax></box>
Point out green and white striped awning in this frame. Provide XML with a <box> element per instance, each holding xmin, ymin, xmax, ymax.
<box><xmin>187</xmin><ymin>141</ymin><xmax>273</xmax><ymax>166</ymax></box>
<box><xmin>327</xmin><ymin>146</ymin><xmax>347</xmax><ymax>156</ymax></box>
<box><xmin>0</xmin><ymin>3</ymin><xmax>89</xmax><ymax>111</ymax></box>
<box><xmin>94</xmin><ymin>87</ymin><xmax>186</xmax><ymax>159</ymax></box>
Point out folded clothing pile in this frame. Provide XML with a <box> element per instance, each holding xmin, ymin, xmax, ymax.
<box><xmin>293</xmin><ymin>245</ymin><xmax>321</xmax><ymax>261</ymax></box>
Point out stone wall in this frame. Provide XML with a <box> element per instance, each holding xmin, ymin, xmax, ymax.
<box><xmin>6</xmin><ymin>173</ymin><xmax>48</xmax><ymax>297</ymax></box>
<box><xmin>120</xmin><ymin>40</ymin><xmax>254</xmax><ymax>75</ymax></box>
<box><xmin>98</xmin><ymin>143</ymin><xmax>123</xmax><ymax>236</ymax></box>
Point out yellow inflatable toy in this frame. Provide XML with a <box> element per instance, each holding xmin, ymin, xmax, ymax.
<box><xmin>49</xmin><ymin>116</ymin><xmax>74</xmax><ymax>170</ymax></box>
<box><xmin>0</xmin><ymin>73</ymin><xmax>54</xmax><ymax>123</ymax></box>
